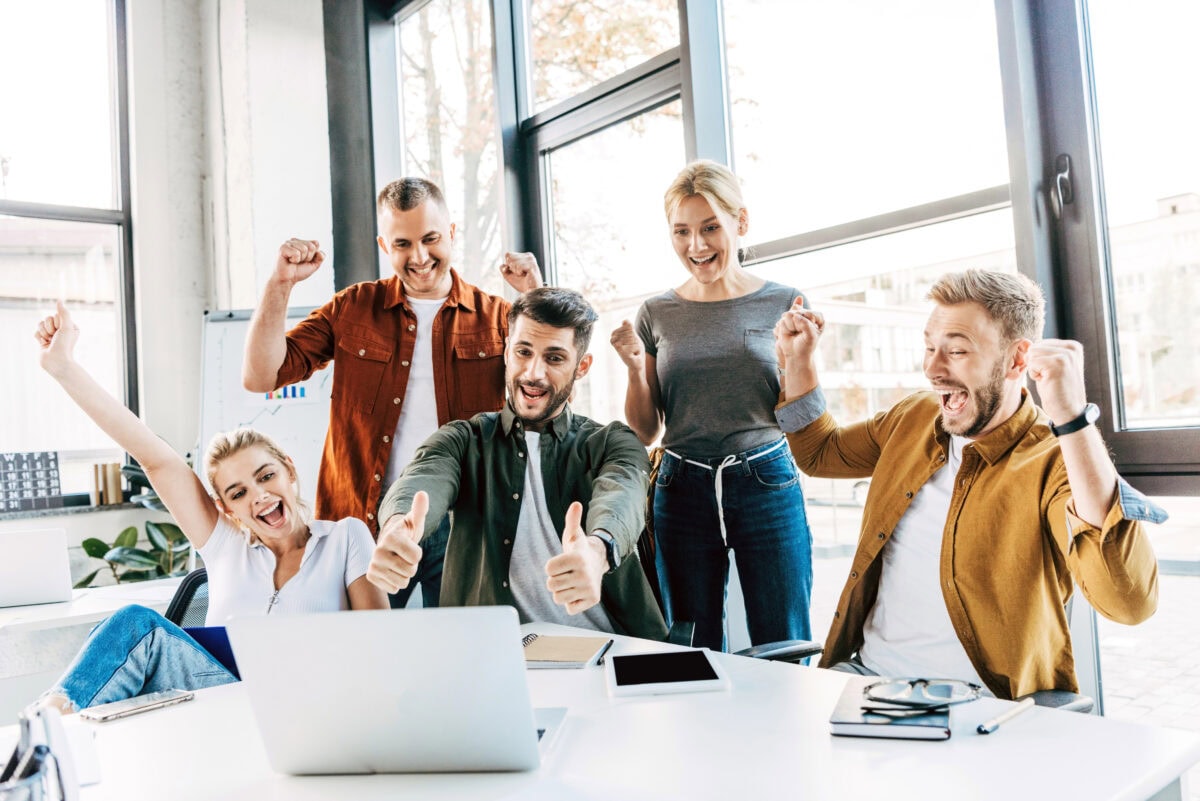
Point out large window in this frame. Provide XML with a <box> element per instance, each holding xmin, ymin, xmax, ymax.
<box><xmin>0</xmin><ymin>0</ymin><xmax>132</xmax><ymax>500</ymax></box>
<box><xmin>393</xmin><ymin>0</ymin><xmax>505</xmax><ymax>293</ymax></box>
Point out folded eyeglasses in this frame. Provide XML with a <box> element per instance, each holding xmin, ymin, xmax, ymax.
<box><xmin>861</xmin><ymin>678</ymin><xmax>983</xmax><ymax>713</ymax></box>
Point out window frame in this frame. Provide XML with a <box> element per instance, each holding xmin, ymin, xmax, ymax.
<box><xmin>354</xmin><ymin>0</ymin><xmax>1199</xmax><ymax>495</ymax></box>
<box><xmin>0</xmin><ymin>0</ymin><xmax>137</xmax><ymax>418</ymax></box>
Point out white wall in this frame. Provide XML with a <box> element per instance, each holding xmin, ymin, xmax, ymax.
<box><xmin>0</xmin><ymin>0</ymin><xmax>334</xmax><ymax>554</ymax></box>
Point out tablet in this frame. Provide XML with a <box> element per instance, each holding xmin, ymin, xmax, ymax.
<box><xmin>605</xmin><ymin>649</ymin><xmax>730</xmax><ymax>696</ymax></box>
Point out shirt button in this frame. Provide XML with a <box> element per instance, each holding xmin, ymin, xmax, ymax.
<box><xmin>366</xmin><ymin>512</ymin><xmax>374</xmax><ymax>520</ymax></box>
<box><xmin>383</xmin><ymin>435</ymin><xmax>390</xmax><ymax>443</ymax></box>
<box><xmin>502</xmin><ymin>581</ymin><xmax>508</xmax><ymax>588</ymax></box>
<box><xmin>394</xmin><ymin>397</ymin><xmax>402</xmax><ymax>405</ymax></box>
<box><xmin>374</xmin><ymin>474</ymin><xmax>382</xmax><ymax>482</ymax></box>
<box><xmin>512</xmin><ymin>493</ymin><xmax>520</xmax><ymax>500</ymax></box>
<box><xmin>407</xmin><ymin>324</ymin><xmax>415</xmax><ymax>332</ymax></box>
<box><xmin>850</xmin><ymin>571</ymin><xmax>858</xmax><ymax>579</ymax></box>
<box><xmin>358</xmin><ymin>348</ymin><xmax>366</xmax><ymax>357</ymax></box>
<box><xmin>905</xmin><ymin>491</ymin><xmax>913</xmax><ymax>499</ymax></box>
<box><xmin>833</xmin><ymin>611</ymin><xmax>840</xmax><ymax>619</ymax></box>
<box><xmin>401</xmin><ymin>360</ymin><xmax>410</xmax><ymax>367</ymax></box>
<box><xmin>503</xmin><ymin>539</ymin><xmax>511</xmax><ymax>546</ymax></box>
<box><xmin>518</xmin><ymin>451</ymin><xmax>525</xmax><ymax>459</ymax></box>
<box><xmin>877</xmin><ymin>532</ymin><xmax>886</xmax><ymax>540</ymax></box>
<box><xmin>939</xmin><ymin>454</ymin><xmax>946</xmax><ymax>461</ymax></box>
<box><xmin>477</xmin><ymin>351</ymin><xmax>486</xmax><ymax>358</ymax></box>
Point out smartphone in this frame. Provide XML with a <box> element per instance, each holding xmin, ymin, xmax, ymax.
<box><xmin>79</xmin><ymin>689</ymin><xmax>195</xmax><ymax>722</ymax></box>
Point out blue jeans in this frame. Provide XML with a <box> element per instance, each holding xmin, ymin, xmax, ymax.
<box><xmin>45</xmin><ymin>605</ymin><xmax>236</xmax><ymax>711</ymax></box>
<box><xmin>388</xmin><ymin>512</ymin><xmax>450</xmax><ymax>609</ymax></box>
<box><xmin>654</xmin><ymin>439</ymin><xmax>813</xmax><ymax>652</ymax></box>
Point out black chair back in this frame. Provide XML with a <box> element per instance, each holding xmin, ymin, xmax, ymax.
<box><xmin>164</xmin><ymin>568</ymin><xmax>209</xmax><ymax>627</ymax></box>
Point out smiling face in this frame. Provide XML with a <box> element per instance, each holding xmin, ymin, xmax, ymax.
<box><xmin>669</xmin><ymin>194</ymin><xmax>746</xmax><ymax>285</ymax></box>
<box><xmin>504</xmin><ymin>315</ymin><xmax>592</xmax><ymax>431</ymax></box>
<box><xmin>376</xmin><ymin>200</ymin><xmax>456</xmax><ymax>299</ymax></box>
<box><xmin>924</xmin><ymin>302</ymin><xmax>1029</xmax><ymax>438</ymax></box>
<box><xmin>211</xmin><ymin>445</ymin><xmax>303</xmax><ymax>540</ymax></box>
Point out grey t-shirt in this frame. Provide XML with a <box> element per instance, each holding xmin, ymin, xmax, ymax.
<box><xmin>508</xmin><ymin>432</ymin><xmax>615</xmax><ymax>633</ymax></box>
<box><xmin>636</xmin><ymin>281</ymin><xmax>801</xmax><ymax>458</ymax></box>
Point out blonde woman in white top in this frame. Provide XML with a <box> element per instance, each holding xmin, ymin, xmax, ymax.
<box><xmin>34</xmin><ymin>303</ymin><xmax>387</xmax><ymax>713</ymax></box>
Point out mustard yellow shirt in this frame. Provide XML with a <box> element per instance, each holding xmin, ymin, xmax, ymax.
<box><xmin>777</xmin><ymin>388</ymin><xmax>1163</xmax><ymax>699</ymax></box>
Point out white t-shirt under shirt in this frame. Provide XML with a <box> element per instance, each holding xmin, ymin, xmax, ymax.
<box><xmin>508</xmin><ymin>432</ymin><xmax>615</xmax><ymax>633</ymax></box>
<box><xmin>385</xmin><ymin>296</ymin><xmax>445</xmax><ymax>487</ymax></box>
<box><xmin>859</xmin><ymin>435</ymin><xmax>988</xmax><ymax>689</ymax></box>
<box><xmin>197</xmin><ymin>516</ymin><xmax>375</xmax><ymax>625</ymax></box>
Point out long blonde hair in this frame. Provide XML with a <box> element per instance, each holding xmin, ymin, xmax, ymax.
<box><xmin>203</xmin><ymin>428</ymin><xmax>310</xmax><ymax>526</ymax></box>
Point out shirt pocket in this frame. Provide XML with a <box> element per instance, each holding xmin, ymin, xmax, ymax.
<box><xmin>744</xmin><ymin>328</ymin><xmax>779</xmax><ymax>367</ymax></box>
<box><xmin>452</xmin><ymin>338</ymin><xmax>506</xmax><ymax>415</ymax></box>
<box><xmin>335</xmin><ymin>333</ymin><xmax>393</xmax><ymax>414</ymax></box>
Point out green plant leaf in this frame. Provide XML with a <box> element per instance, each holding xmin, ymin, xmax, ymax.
<box><xmin>81</xmin><ymin>538</ymin><xmax>111</xmax><ymax>560</ymax></box>
<box><xmin>145</xmin><ymin>522</ymin><xmax>170</xmax><ymax>551</ymax></box>
<box><xmin>120</xmin><ymin>464</ymin><xmax>152</xmax><ymax>490</ymax></box>
<box><xmin>171</xmin><ymin>540</ymin><xmax>192</xmax><ymax>554</ymax></box>
<box><xmin>130</xmin><ymin>493</ymin><xmax>168</xmax><ymax>512</ymax></box>
<box><xmin>103</xmin><ymin>546</ymin><xmax>159</xmax><ymax>569</ymax></box>
<box><xmin>118</xmin><ymin>568</ymin><xmax>157</xmax><ymax>583</ymax></box>
<box><xmin>149</xmin><ymin>521</ymin><xmax>186</xmax><ymax>544</ymax></box>
<box><xmin>113</xmin><ymin>526</ymin><xmax>139</xmax><ymax>549</ymax></box>
<box><xmin>73</xmin><ymin>568</ymin><xmax>102</xmax><ymax>588</ymax></box>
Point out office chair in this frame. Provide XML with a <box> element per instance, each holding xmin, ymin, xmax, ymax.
<box><xmin>164</xmin><ymin>568</ymin><xmax>209</xmax><ymax>627</ymax></box>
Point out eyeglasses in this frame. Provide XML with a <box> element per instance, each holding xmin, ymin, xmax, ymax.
<box><xmin>862</xmin><ymin>678</ymin><xmax>982</xmax><ymax>710</ymax></box>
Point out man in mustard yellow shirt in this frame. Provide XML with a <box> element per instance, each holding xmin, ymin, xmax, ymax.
<box><xmin>773</xmin><ymin>269</ymin><xmax>1164</xmax><ymax>700</ymax></box>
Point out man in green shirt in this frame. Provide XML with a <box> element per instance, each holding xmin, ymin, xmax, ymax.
<box><xmin>367</xmin><ymin>287</ymin><xmax>666</xmax><ymax>640</ymax></box>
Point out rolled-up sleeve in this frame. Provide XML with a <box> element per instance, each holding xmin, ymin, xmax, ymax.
<box><xmin>775</xmin><ymin>386</ymin><xmax>828</xmax><ymax>433</ymax></box>
<box><xmin>1053</xmin><ymin>476</ymin><xmax>1165</xmax><ymax>625</ymax></box>
<box><xmin>585</xmin><ymin>424</ymin><xmax>651</xmax><ymax>556</ymax></box>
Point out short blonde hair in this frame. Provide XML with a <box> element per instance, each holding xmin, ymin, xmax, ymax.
<box><xmin>663</xmin><ymin>160</ymin><xmax>745</xmax><ymax>224</ymax></box>
<box><xmin>927</xmin><ymin>269</ymin><xmax>1046</xmax><ymax>343</ymax></box>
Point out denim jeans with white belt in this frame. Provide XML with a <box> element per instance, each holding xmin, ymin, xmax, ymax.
<box><xmin>653</xmin><ymin>438</ymin><xmax>813</xmax><ymax>652</ymax></box>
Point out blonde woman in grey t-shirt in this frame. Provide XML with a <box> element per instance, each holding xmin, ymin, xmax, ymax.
<box><xmin>609</xmin><ymin>160</ymin><xmax>814</xmax><ymax>652</ymax></box>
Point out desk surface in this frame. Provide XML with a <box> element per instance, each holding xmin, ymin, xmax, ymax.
<box><xmin>0</xmin><ymin>578</ymin><xmax>182</xmax><ymax>634</ymax></box>
<box><xmin>4</xmin><ymin>622</ymin><xmax>1198</xmax><ymax>801</ymax></box>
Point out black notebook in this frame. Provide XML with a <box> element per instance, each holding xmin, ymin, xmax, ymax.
<box><xmin>829</xmin><ymin>680</ymin><xmax>952</xmax><ymax>741</ymax></box>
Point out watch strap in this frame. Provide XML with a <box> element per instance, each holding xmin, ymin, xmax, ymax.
<box><xmin>1050</xmin><ymin>402</ymin><xmax>1099</xmax><ymax>437</ymax></box>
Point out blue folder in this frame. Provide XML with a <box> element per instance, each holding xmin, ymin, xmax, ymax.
<box><xmin>184</xmin><ymin>626</ymin><xmax>241</xmax><ymax>680</ymax></box>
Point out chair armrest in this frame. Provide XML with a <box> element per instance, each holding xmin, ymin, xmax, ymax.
<box><xmin>1018</xmin><ymin>689</ymin><xmax>1095</xmax><ymax>714</ymax></box>
<box><xmin>734</xmin><ymin>640</ymin><xmax>823</xmax><ymax>663</ymax></box>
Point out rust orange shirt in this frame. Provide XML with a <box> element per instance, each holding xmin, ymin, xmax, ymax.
<box><xmin>275</xmin><ymin>269</ymin><xmax>510</xmax><ymax>533</ymax></box>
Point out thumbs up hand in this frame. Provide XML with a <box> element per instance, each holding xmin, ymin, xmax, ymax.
<box><xmin>368</xmin><ymin>491</ymin><xmax>428</xmax><ymax>593</ymax></box>
<box><xmin>544</xmin><ymin>502</ymin><xmax>606</xmax><ymax>615</ymax></box>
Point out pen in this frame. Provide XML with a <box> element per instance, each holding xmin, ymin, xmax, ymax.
<box><xmin>977</xmin><ymin>697</ymin><xmax>1035</xmax><ymax>735</ymax></box>
<box><xmin>595</xmin><ymin>639</ymin><xmax>615</xmax><ymax>665</ymax></box>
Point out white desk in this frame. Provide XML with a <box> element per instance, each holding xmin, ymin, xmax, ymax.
<box><xmin>0</xmin><ymin>578</ymin><xmax>182</xmax><ymax>635</ymax></box>
<box><xmin>4</xmin><ymin>622</ymin><xmax>1198</xmax><ymax>801</ymax></box>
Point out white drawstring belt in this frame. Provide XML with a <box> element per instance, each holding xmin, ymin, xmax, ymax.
<box><xmin>664</xmin><ymin>438</ymin><xmax>788</xmax><ymax>546</ymax></box>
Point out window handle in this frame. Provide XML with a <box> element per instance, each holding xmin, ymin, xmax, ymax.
<box><xmin>1051</xmin><ymin>153</ymin><xmax>1073</xmax><ymax>220</ymax></box>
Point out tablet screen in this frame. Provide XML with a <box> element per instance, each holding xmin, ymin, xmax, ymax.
<box><xmin>611</xmin><ymin>651</ymin><xmax>719</xmax><ymax>686</ymax></box>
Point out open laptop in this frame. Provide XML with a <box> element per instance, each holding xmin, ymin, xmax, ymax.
<box><xmin>225</xmin><ymin>606</ymin><xmax>565</xmax><ymax>774</ymax></box>
<box><xmin>0</xmin><ymin>528</ymin><xmax>73</xmax><ymax>607</ymax></box>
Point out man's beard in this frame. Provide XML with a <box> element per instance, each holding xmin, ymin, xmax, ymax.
<box><xmin>943</xmin><ymin>359</ymin><xmax>1006</xmax><ymax>437</ymax></box>
<box><xmin>510</xmin><ymin>378</ymin><xmax>574</xmax><ymax>427</ymax></box>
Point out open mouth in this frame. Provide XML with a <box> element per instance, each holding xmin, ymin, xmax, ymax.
<box><xmin>937</xmin><ymin>388</ymin><xmax>970</xmax><ymax>414</ymax></box>
<box><xmin>689</xmin><ymin>254</ymin><xmax>718</xmax><ymax>266</ymax></box>
<box><xmin>519</xmin><ymin>383</ymin><xmax>549</xmax><ymax>403</ymax></box>
<box><xmin>407</xmin><ymin>261</ymin><xmax>437</xmax><ymax>278</ymax></box>
<box><xmin>256</xmin><ymin>500</ymin><xmax>286</xmax><ymax>528</ymax></box>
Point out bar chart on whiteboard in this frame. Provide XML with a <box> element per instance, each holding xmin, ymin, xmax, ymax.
<box><xmin>196</xmin><ymin>309</ymin><xmax>333</xmax><ymax>499</ymax></box>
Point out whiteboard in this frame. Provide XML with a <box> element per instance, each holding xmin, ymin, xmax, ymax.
<box><xmin>196</xmin><ymin>309</ymin><xmax>333</xmax><ymax>502</ymax></box>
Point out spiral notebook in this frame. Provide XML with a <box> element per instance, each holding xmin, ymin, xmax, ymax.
<box><xmin>521</xmin><ymin>633</ymin><xmax>613</xmax><ymax>669</ymax></box>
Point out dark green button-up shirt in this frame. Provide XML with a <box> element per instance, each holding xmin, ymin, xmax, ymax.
<box><xmin>377</xmin><ymin>403</ymin><xmax>667</xmax><ymax>640</ymax></box>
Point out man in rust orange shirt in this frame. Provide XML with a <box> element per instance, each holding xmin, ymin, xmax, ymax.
<box><xmin>242</xmin><ymin>177</ymin><xmax>541</xmax><ymax>608</ymax></box>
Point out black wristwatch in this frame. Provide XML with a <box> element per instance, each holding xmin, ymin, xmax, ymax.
<box><xmin>587</xmin><ymin>530</ymin><xmax>621</xmax><ymax>574</ymax></box>
<box><xmin>1050</xmin><ymin>402</ymin><xmax>1100</xmax><ymax>437</ymax></box>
